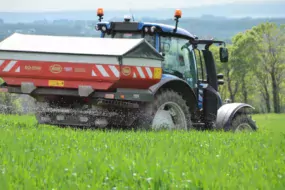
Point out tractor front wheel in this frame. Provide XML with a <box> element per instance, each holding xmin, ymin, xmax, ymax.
<box><xmin>229</xmin><ymin>113</ymin><xmax>257</xmax><ymax>132</ymax></box>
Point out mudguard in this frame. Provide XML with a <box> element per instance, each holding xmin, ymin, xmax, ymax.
<box><xmin>149</xmin><ymin>74</ymin><xmax>198</xmax><ymax>114</ymax></box>
<box><xmin>149</xmin><ymin>74</ymin><xmax>195</xmax><ymax>94</ymax></box>
<box><xmin>215</xmin><ymin>103</ymin><xmax>254</xmax><ymax>130</ymax></box>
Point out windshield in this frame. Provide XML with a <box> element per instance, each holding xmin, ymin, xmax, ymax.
<box><xmin>104</xmin><ymin>32</ymin><xmax>156</xmax><ymax>48</ymax></box>
<box><xmin>160</xmin><ymin>36</ymin><xmax>198</xmax><ymax>87</ymax></box>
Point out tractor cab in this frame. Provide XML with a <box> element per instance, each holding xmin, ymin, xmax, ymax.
<box><xmin>95</xmin><ymin>8</ymin><xmax>199</xmax><ymax>89</ymax></box>
<box><xmin>95</xmin><ymin>8</ymin><xmax>230</xmax><ymax>124</ymax></box>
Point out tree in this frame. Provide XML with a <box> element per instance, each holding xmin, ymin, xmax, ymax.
<box><xmin>249</xmin><ymin>23</ymin><xmax>285</xmax><ymax>113</ymax></box>
<box><xmin>231</xmin><ymin>31</ymin><xmax>271</xmax><ymax>112</ymax></box>
<box><xmin>226</xmin><ymin>23</ymin><xmax>285</xmax><ymax>113</ymax></box>
<box><xmin>210</xmin><ymin>45</ymin><xmax>240</xmax><ymax>102</ymax></box>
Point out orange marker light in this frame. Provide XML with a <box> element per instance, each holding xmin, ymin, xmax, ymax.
<box><xmin>97</xmin><ymin>8</ymin><xmax>104</xmax><ymax>16</ymax></box>
<box><xmin>174</xmin><ymin>9</ymin><xmax>182</xmax><ymax>18</ymax></box>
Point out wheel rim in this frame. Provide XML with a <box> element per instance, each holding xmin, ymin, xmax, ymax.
<box><xmin>152</xmin><ymin>101</ymin><xmax>187</xmax><ymax>130</ymax></box>
<box><xmin>235</xmin><ymin>123</ymin><xmax>253</xmax><ymax>132</ymax></box>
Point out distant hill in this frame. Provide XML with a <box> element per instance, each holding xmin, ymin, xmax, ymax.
<box><xmin>154</xmin><ymin>17</ymin><xmax>285</xmax><ymax>40</ymax></box>
<box><xmin>0</xmin><ymin>1</ymin><xmax>284</xmax><ymax>23</ymax></box>
<box><xmin>0</xmin><ymin>17</ymin><xmax>284</xmax><ymax>42</ymax></box>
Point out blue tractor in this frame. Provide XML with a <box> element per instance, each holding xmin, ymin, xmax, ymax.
<box><xmin>94</xmin><ymin>8</ymin><xmax>257</xmax><ymax>132</ymax></box>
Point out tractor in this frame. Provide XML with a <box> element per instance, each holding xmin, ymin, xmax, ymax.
<box><xmin>0</xmin><ymin>8</ymin><xmax>257</xmax><ymax>132</ymax></box>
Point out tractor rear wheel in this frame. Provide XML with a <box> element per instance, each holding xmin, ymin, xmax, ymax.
<box><xmin>229</xmin><ymin>113</ymin><xmax>257</xmax><ymax>132</ymax></box>
<box><xmin>135</xmin><ymin>90</ymin><xmax>192</xmax><ymax>130</ymax></box>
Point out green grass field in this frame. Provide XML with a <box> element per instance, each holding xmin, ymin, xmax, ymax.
<box><xmin>0</xmin><ymin>114</ymin><xmax>284</xmax><ymax>189</ymax></box>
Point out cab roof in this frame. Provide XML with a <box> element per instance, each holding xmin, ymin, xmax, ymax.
<box><xmin>97</xmin><ymin>21</ymin><xmax>196</xmax><ymax>40</ymax></box>
<box><xmin>143</xmin><ymin>22</ymin><xmax>195</xmax><ymax>39</ymax></box>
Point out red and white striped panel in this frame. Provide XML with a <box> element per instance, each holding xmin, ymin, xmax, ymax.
<box><xmin>130</xmin><ymin>66</ymin><xmax>157</xmax><ymax>79</ymax></box>
<box><xmin>0</xmin><ymin>60</ymin><xmax>20</xmax><ymax>73</ymax></box>
<box><xmin>91</xmin><ymin>64</ymin><xmax>120</xmax><ymax>78</ymax></box>
<box><xmin>91</xmin><ymin>65</ymin><xmax>160</xmax><ymax>80</ymax></box>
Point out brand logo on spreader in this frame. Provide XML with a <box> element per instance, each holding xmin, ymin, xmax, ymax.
<box><xmin>50</xmin><ymin>64</ymin><xmax>62</xmax><ymax>74</ymax></box>
<box><xmin>25</xmin><ymin>65</ymin><xmax>41</xmax><ymax>71</ymax></box>
<box><xmin>64</xmin><ymin>67</ymin><xmax>73</xmax><ymax>72</ymax></box>
<box><xmin>122</xmin><ymin>67</ymin><xmax>131</xmax><ymax>76</ymax></box>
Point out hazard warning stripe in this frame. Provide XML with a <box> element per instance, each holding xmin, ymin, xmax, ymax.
<box><xmin>0</xmin><ymin>60</ymin><xmax>5</xmax><ymax>66</ymax></box>
<box><xmin>0</xmin><ymin>59</ymin><xmax>21</xmax><ymax>73</ymax></box>
<box><xmin>145</xmin><ymin>67</ymin><xmax>153</xmax><ymax>78</ymax></box>
<box><xmin>91</xmin><ymin>70</ymin><xmax>97</xmax><ymax>77</ymax></box>
<box><xmin>3</xmin><ymin>60</ymin><xmax>17</xmax><ymax>72</ymax></box>
<box><xmin>90</xmin><ymin>65</ymin><xmax>159</xmax><ymax>79</ymax></box>
<box><xmin>15</xmin><ymin>66</ymin><xmax>20</xmax><ymax>73</ymax></box>
<box><xmin>132</xmin><ymin>66</ymin><xmax>158</xmax><ymax>79</ymax></box>
<box><xmin>91</xmin><ymin>65</ymin><xmax>120</xmax><ymax>78</ymax></box>
<box><xmin>96</xmin><ymin>65</ymin><xmax>109</xmax><ymax>77</ymax></box>
<box><xmin>109</xmin><ymin>65</ymin><xmax>120</xmax><ymax>77</ymax></box>
<box><xmin>136</xmin><ymin>67</ymin><xmax>146</xmax><ymax>78</ymax></box>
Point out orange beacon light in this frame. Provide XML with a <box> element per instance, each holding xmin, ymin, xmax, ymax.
<box><xmin>97</xmin><ymin>8</ymin><xmax>104</xmax><ymax>21</ymax></box>
<box><xmin>97</xmin><ymin>8</ymin><xmax>104</xmax><ymax>16</ymax></box>
<box><xmin>174</xmin><ymin>9</ymin><xmax>182</xmax><ymax>18</ymax></box>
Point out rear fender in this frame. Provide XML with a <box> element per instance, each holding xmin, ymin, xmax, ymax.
<box><xmin>149</xmin><ymin>77</ymin><xmax>198</xmax><ymax>114</ymax></box>
<box><xmin>216</xmin><ymin>103</ymin><xmax>254</xmax><ymax>130</ymax></box>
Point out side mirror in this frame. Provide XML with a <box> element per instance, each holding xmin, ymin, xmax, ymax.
<box><xmin>219</xmin><ymin>47</ymin><xmax>229</xmax><ymax>63</ymax></box>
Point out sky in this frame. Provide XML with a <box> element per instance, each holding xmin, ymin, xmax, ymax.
<box><xmin>0</xmin><ymin>0</ymin><xmax>273</xmax><ymax>12</ymax></box>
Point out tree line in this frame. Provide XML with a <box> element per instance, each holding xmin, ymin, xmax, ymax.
<box><xmin>211</xmin><ymin>22</ymin><xmax>285</xmax><ymax>113</ymax></box>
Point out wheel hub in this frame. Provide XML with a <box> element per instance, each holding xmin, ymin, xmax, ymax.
<box><xmin>235</xmin><ymin>123</ymin><xmax>253</xmax><ymax>132</ymax></box>
<box><xmin>151</xmin><ymin>101</ymin><xmax>187</xmax><ymax>130</ymax></box>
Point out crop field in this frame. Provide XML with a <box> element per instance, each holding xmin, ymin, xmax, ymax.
<box><xmin>0</xmin><ymin>114</ymin><xmax>284</xmax><ymax>189</ymax></box>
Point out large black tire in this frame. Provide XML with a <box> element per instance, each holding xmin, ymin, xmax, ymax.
<box><xmin>227</xmin><ymin>113</ymin><xmax>258</xmax><ymax>132</ymax></box>
<box><xmin>133</xmin><ymin>89</ymin><xmax>192</xmax><ymax>130</ymax></box>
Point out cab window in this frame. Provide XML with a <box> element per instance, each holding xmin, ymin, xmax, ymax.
<box><xmin>160</xmin><ymin>36</ymin><xmax>198</xmax><ymax>88</ymax></box>
<box><xmin>193</xmin><ymin>47</ymin><xmax>207</xmax><ymax>83</ymax></box>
